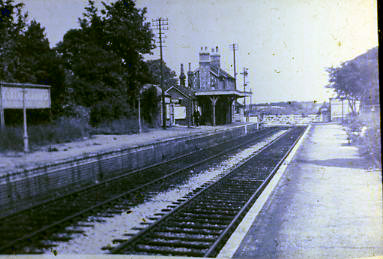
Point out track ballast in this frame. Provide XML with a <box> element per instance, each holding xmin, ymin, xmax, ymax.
<box><xmin>110</xmin><ymin>126</ymin><xmax>306</xmax><ymax>257</ymax></box>
<box><xmin>0</xmin><ymin>127</ymin><xmax>284</xmax><ymax>254</ymax></box>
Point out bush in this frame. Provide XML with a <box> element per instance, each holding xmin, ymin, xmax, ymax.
<box><xmin>89</xmin><ymin>100</ymin><xmax>131</xmax><ymax>126</ymax></box>
<box><xmin>0</xmin><ymin>116</ymin><xmax>147</xmax><ymax>152</ymax></box>
<box><xmin>0</xmin><ymin>117</ymin><xmax>90</xmax><ymax>152</ymax></box>
<box><xmin>359</xmin><ymin>127</ymin><xmax>381</xmax><ymax>166</ymax></box>
<box><xmin>29</xmin><ymin>117</ymin><xmax>90</xmax><ymax>145</ymax></box>
<box><xmin>344</xmin><ymin>117</ymin><xmax>381</xmax><ymax>168</ymax></box>
<box><xmin>62</xmin><ymin>105</ymin><xmax>91</xmax><ymax>122</ymax></box>
<box><xmin>90</xmin><ymin>118</ymin><xmax>142</xmax><ymax>135</ymax></box>
<box><xmin>141</xmin><ymin>86</ymin><xmax>161</xmax><ymax>127</ymax></box>
<box><xmin>0</xmin><ymin>127</ymin><xmax>24</xmax><ymax>151</ymax></box>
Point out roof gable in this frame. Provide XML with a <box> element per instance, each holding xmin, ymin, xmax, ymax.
<box><xmin>165</xmin><ymin>85</ymin><xmax>193</xmax><ymax>99</ymax></box>
<box><xmin>192</xmin><ymin>66</ymin><xmax>234</xmax><ymax>80</ymax></box>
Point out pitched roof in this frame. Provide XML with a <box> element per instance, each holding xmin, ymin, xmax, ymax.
<box><xmin>165</xmin><ymin>84</ymin><xmax>194</xmax><ymax>99</ymax></box>
<box><xmin>209</xmin><ymin>65</ymin><xmax>234</xmax><ymax>80</ymax></box>
<box><xmin>192</xmin><ymin>66</ymin><xmax>234</xmax><ymax>80</ymax></box>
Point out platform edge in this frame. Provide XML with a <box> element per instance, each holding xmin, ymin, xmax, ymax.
<box><xmin>217</xmin><ymin>125</ymin><xmax>312</xmax><ymax>258</ymax></box>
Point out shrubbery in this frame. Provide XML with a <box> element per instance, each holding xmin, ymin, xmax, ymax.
<box><xmin>0</xmin><ymin>116</ymin><xmax>148</xmax><ymax>151</ymax></box>
<box><xmin>0</xmin><ymin>117</ymin><xmax>90</xmax><ymax>152</ymax></box>
<box><xmin>89</xmin><ymin>101</ymin><xmax>131</xmax><ymax>126</ymax></box>
<box><xmin>0</xmin><ymin>127</ymin><xmax>24</xmax><ymax>151</ymax></box>
<box><xmin>90</xmin><ymin>118</ymin><xmax>144</xmax><ymax>135</ymax></box>
<box><xmin>344</xmin><ymin>114</ymin><xmax>381</xmax><ymax>168</ymax></box>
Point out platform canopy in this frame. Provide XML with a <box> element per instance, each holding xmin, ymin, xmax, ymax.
<box><xmin>194</xmin><ymin>89</ymin><xmax>252</xmax><ymax>98</ymax></box>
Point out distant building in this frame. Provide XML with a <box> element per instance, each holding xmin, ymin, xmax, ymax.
<box><xmin>165</xmin><ymin>83</ymin><xmax>193</xmax><ymax>127</ymax></box>
<box><xmin>157</xmin><ymin>46</ymin><xmax>252</xmax><ymax>127</ymax></box>
<box><xmin>141</xmin><ymin>83</ymin><xmax>193</xmax><ymax>127</ymax></box>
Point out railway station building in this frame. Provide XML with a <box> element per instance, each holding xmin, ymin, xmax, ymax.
<box><xmin>186</xmin><ymin>46</ymin><xmax>250</xmax><ymax>125</ymax></box>
<box><xmin>164</xmin><ymin>46</ymin><xmax>251</xmax><ymax>126</ymax></box>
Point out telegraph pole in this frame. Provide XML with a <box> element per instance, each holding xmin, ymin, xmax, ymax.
<box><xmin>230</xmin><ymin>43</ymin><xmax>238</xmax><ymax>90</ymax></box>
<box><xmin>241</xmin><ymin>67</ymin><xmax>249</xmax><ymax>122</ymax></box>
<box><xmin>152</xmin><ymin>17</ymin><xmax>168</xmax><ymax>129</ymax></box>
<box><xmin>241</xmin><ymin>67</ymin><xmax>248</xmax><ymax>106</ymax></box>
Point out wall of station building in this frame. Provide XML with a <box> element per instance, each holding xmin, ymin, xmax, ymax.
<box><xmin>0</xmin><ymin>123</ymin><xmax>260</xmax><ymax>217</ymax></box>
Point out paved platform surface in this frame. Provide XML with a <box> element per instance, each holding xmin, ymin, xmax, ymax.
<box><xmin>233</xmin><ymin>123</ymin><xmax>382</xmax><ymax>259</ymax></box>
<box><xmin>0</xmin><ymin>123</ymin><xmax>248</xmax><ymax>175</ymax></box>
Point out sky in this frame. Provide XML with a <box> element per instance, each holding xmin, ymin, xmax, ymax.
<box><xmin>22</xmin><ymin>0</ymin><xmax>378</xmax><ymax>103</ymax></box>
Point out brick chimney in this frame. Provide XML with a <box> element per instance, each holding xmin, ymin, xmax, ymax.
<box><xmin>211</xmin><ymin>46</ymin><xmax>220</xmax><ymax>68</ymax></box>
<box><xmin>199</xmin><ymin>46</ymin><xmax>210</xmax><ymax>89</ymax></box>
<box><xmin>187</xmin><ymin>62</ymin><xmax>193</xmax><ymax>88</ymax></box>
<box><xmin>199</xmin><ymin>46</ymin><xmax>210</xmax><ymax>64</ymax></box>
<box><xmin>179</xmin><ymin>63</ymin><xmax>186</xmax><ymax>87</ymax></box>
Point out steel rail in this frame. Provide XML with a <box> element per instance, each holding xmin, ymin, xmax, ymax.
<box><xmin>110</xmin><ymin>127</ymin><xmax>305</xmax><ymax>256</ymax></box>
<box><xmin>0</xmin><ymin>127</ymin><xmax>281</xmax><ymax>253</ymax></box>
<box><xmin>204</xmin><ymin>126</ymin><xmax>306</xmax><ymax>257</ymax></box>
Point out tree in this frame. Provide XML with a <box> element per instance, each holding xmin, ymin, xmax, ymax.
<box><xmin>146</xmin><ymin>59</ymin><xmax>178</xmax><ymax>89</ymax></box>
<box><xmin>0</xmin><ymin>0</ymin><xmax>28</xmax><ymax>81</ymax></box>
<box><xmin>326</xmin><ymin>47</ymin><xmax>379</xmax><ymax>114</ymax></box>
<box><xmin>57</xmin><ymin>0</ymin><xmax>155</xmax><ymax>124</ymax></box>
<box><xmin>141</xmin><ymin>85</ymin><xmax>161</xmax><ymax>126</ymax></box>
<box><xmin>1</xmin><ymin>0</ymin><xmax>65</xmax><ymax>117</ymax></box>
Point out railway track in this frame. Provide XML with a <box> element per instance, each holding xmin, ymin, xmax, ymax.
<box><xmin>0</xmin><ymin>126</ymin><xmax>284</xmax><ymax>254</ymax></box>
<box><xmin>110</xmin><ymin>126</ymin><xmax>307</xmax><ymax>257</ymax></box>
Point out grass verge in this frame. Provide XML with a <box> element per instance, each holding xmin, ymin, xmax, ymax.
<box><xmin>344</xmin><ymin>113</ymin><xmax>381</xmax><ymax>168</ymax></box>
<box><xmin>0</xmin><ymin>117</ymin><xmax>90</xmax><ymax>152</ymax></box>
<box><xmin>0</xmin><ymin>117</ymin><xmax>148</xmax><ymax>152</ymax></box>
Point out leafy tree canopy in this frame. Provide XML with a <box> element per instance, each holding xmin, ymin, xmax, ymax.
<box><xmin>57</xmin><ymin>0</ymin><xmax>155</xmax><ymax>123</ymax></box>
<box><xmin>145</xmin><ymin>59</ymin><xmax>178</xmax><ymax>89</ymax></box>
<box><xmin>1</xmin><ymin>0</ymin><xmax>27</xmax><ymax>81</ymax></box>
<box><xmin>0</xmin><ymin>0</ymin><xmax>65</xmax><ymax>116</ymax></box>
<box><xmin>326</xmin><ymin>47</ymin><xmax>379</xmax><ymax>112</ymax></box>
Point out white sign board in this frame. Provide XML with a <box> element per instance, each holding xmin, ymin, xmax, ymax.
<box><xmin>174</xmin><ymin>106</ymin><xmax>186</xmax><ymax>119</ymax></box>
<box><xmin>1</xmin><ymin>84</ymin><xmax>51</xmax><ymax>109</ymax></box>
<box><xmin>0</xmin><ymin>83</ymin><xmax>51</xmax><ymax>152</ymax></box>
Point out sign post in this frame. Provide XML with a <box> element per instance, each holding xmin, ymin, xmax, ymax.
<box><xmin>22</xmin><ymin>88</ymin><xmax>29</xmax><ymax>152</ymax></box>
<box><xmin>0</xmin><ymin>86</ymin><xmax>4</xmax><ymax>129</ymax></box>
<box><xmin>0</xmin><ymin>82</ymin><xmax>51</xmax><ymax>152</ymax></box>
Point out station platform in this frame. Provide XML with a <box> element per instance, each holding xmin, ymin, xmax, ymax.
<box><xmin>223</xmin><ymin>123</ymin><xmax>382</xmax><ymax>259</ymax></box>
<box><xmin>0</xmin><ymin>123</ymin><xmax>249</xmax><ymax>176</ymax></box>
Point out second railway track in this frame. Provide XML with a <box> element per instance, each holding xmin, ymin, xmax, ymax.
<box><xmin>0</xmin><ymin>126</ymin><xmax>286</xmax><ymax>254</ymax></box>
